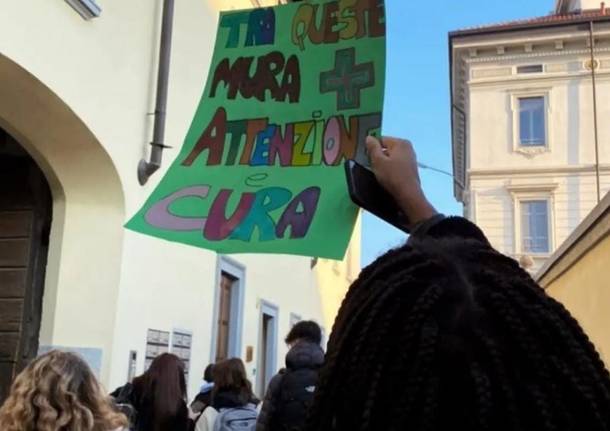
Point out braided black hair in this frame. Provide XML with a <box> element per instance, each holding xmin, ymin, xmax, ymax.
<box><xmin>307</xmin><ymin>235</ymin><xmax>610</xmax><ymax>431</ymax></box>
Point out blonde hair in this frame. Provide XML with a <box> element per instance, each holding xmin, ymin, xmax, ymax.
<box><xmin>0</xmin><ymin>350</ymin><xmax>128</xmax><ymax>431</ymax></box>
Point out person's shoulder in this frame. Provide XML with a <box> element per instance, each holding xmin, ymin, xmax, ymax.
<box><xmin>178</xmin><ymin>399</ymin><xmax>189</xmax><ymax>414</ymax></box>
<box><xmin>111</xmin><ymin>381</ymin><xmax>139</xmax><ymax>408</ymax></box>
<box><xmin>260</xmin><ymin>370</ymin><xmax>284</xmax><ymax>400</ymax></box>
<box><xmin>269</xmin><ymin>370</ymin><xmax>285</xmax><ymax>388</ymax></box>
<box><xmin>200</xmin><ymin>381</ymin><xmax>214</xmax><ymax>393</ymax></box>
<box><xmin>200</xmin><ymin>405</ymin><xmax>219</xmax><ymax>419</ymax></box>
<box><xmin>110</xmin><ymin>382</ymin><xmax>132</xmax><ymax>397</ymax></box>
<box><xmin>195</xmin><ymin>407</ymin><xmax>219</xmax><ymax>431</ymax></box>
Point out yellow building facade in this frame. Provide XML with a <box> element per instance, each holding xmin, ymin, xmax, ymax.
<box><xmin>538</xmin><ymin>193</ymin><xmax>610</xmax><ymax>365</ymax></box>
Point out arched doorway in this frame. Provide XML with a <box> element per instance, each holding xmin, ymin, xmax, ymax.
<box><xmin>0</xmin><ymin>52</ymin><xmax>126</xmax><ymax>392</ymax></box>
<box><xmin>0</xmin><ymin>128</ymin><xmax>51</xmax><ymax>400</ymax></box>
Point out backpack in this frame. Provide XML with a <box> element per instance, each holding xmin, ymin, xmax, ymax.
<box><xmin>213</xmin><ymin>404</ymin><xmax>258</xmax><ymax>431</ymax></box>
<box><xmin>274</xmin><ymin>368</ymin><xmax>318</xmax><ymax>431</ymax></box>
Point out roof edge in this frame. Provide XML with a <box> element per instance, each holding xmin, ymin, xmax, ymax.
<box><xmin>449</xmin><ymin>12</ymin><xmax>610</xmax><ymax>39</ymax></box>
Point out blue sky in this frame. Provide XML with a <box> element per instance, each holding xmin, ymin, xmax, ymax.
<box><xmin>361</xmin><ymin>0</ymin><xmax>553</xmax><ymax>266</ymax></box>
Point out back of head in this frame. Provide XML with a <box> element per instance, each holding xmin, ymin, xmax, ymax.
<box><xmin>204</xmin><ymin>363</ymin><xmax>215</xmax><ymax>383</ymax></box>
<box><xmin>0</xmin><ymin>350</ymin><xmax>127</xmax><ymax>431</ymax></box>
<box><xmin>286</xmin><ymin>320</ymin><xmax>322</xmax><ymax>346</ymax></box>
<box><xmin>140</xmin><ymin>353</ymin><xmax>186</xmax><ymax>430</ymax></box>
<box><xmin>307</xmin><ymin>237</ymin><xmax>610</xmax><ymax>431</ymax></box>
<box><xmin>212</xmin><ymin>358</ymin><xmax>253</xmax><ymax>404</ymax></box>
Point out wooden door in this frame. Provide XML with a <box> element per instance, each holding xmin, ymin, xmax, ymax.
<box><xmin>215</xmin><ymin>273</ymin><xmax>234</xmax><ymax>362</ymax></box>
<box><xmin>256</xmin><ymin>303</ymin><xmax>278</xmax><ymax>397</ymax></box>
<box><xmin>257</xmin><ymin>314</ymin><xmax>271</xmax><ymax>396</ymax></box>
<box><xmin>0</xmin><ymin>131</ymin><xmax>51</xmax><ymax>401</ymax></box>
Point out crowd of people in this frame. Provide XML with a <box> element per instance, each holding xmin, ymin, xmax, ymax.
<box><xmin>0</xmin><ymin>320</ymin><xmax>323</xmax><ymax>431</ymax></box>
<box><xmin>1</xmin><ymin>136</ymin><xmax>610</xmax><ymax>430</ymax></box>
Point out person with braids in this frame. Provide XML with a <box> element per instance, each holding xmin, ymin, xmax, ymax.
<box><xmin>306</xmin><ymin>136</ymin><xmax>610</xmax><ymax>431</ymax></box>
<box><xmin>0</xmin><ymin>350</ymin><xmax>129</xmax><ymax>431</ymax></box>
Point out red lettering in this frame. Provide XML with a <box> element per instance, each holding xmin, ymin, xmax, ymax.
<box><xmin>182</xmin><ymin>108</ymin><xmax>227</xmax><ymax>166</ymax></box>
<box><xmin>209</xmin><ymin>52</ymin><xmax>301</xmax><ymax>103</ymax></box>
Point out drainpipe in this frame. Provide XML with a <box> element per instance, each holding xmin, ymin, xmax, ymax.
<box><xmin>138</xmin><ymin>0</ymin><xmax>175</xmax><ymax>185</ymax></box>
<box><xmin>588</xmin><ymin>19</ymin><xmax>601</xmax><ymax>203</ymax></box>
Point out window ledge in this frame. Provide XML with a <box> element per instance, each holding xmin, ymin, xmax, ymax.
<box><xmin>514</xmin><ymin>252</ymin><xmax>552</xmax><ymax>262</ymax></box>
<box><xmin>514</xmin><ymin>145</ymin><xmax>549</xmax><ymax>158</ymax></box>
<box><xmin>506</xmin><ymin>182</ymin><xmax>558</xmax><ymax>193</ymax></box>
<box><xmin>524</xmin><ymin>253</ymin><xmax>551</xmax><ymax>259</ymax></box>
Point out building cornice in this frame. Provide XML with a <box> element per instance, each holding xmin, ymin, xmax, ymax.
<box><xmin>450</xmin><ymin>12</ymin><xmax>610</xmax><ymax>39</ymax></box>
<box><xmin>465</xmin><ymin>46</ymin><xmax>610</xmax><ymax>64</ymax></box>
<box><xmin>468</xmin><ymin>69</ymin><xmax>610</xmax><ymax>88</ymax></box>
<box><xmin>506</xmin><ymin>182</ymin><xmax>559</xmax><ymax>193</ymax></box>
<box><xmin>469</xmin><ymin>164</ymin><xmax>610</xmax><ymax>178</ymax></box>
<box><xmin>453</xmin><ymin>28</ymin><xmax>610</xmax><ymax>51</ymax></box>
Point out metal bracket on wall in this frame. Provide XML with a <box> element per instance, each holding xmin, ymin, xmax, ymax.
<box><xmin>64</xmin><ymin>0</ymin><xmax>101</xmax><ymax>20</ymax></box>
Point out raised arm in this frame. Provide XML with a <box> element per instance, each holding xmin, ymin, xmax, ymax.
<box><xmin>365</xmin><ymin>136</ymin><xmax>437</xmax><ymax>227</ymax></box>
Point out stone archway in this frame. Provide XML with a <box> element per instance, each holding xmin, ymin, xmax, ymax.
<box><xmin>0</xmin><ymin>53</ymin><xmax>126</xmax><ymax>385</ymax></box>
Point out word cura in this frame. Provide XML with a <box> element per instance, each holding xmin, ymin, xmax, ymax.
<box><xmin>145</xmin><ymin>185</ymin><xmax>321</xmax><ymax>242</ymax></box>
<box><xmin>181</xmin><ymin>107</ymin><xmax>381</xmax><ymax>168</ymax></box>
<box><xmin>210</xmin><ymin>52</ymin><xmax>301</xmax><ymax>103</ymax></box>
<box><xmin>292</xmin><ymin>0</ymin><xmax>385</xmax><ymax>50</ymax></box>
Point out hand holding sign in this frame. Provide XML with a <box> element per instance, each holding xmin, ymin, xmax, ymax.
<box><xmin>126</xmin><ymin>0</ymin><xmax>387</xmax><ymax>259</ymax></box>
<box><xmin>366</xmin><ymin>136</ymin><xmax>437</xmax><ymax>226</ymax></box>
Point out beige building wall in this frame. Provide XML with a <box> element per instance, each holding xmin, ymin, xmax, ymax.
<box><xmin>0</xmin><ymin>0</ymin><xmax>360</xmax><ymax>397</ymax></box>
<box><xmin>452</xmin><ymin>17</ymin><xmax>610</xmax><ymax>273</ymax></box>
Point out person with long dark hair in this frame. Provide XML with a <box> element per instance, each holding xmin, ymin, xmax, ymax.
<box><xmin>113</xmin><ymin>353</ymin><xmax>190</xmax><ymax>431</ymax></box>
<box><xmin>195</xmin><ymin>358</ymin><xmax>259</xmax><ymax>431</ymax></box>
<box><xmin>306</xmin><ymin>136</ymin><xmax>610</xmax><ymax>431</ymax></box>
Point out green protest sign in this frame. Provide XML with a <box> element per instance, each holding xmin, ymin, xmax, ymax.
<box><xmin>126</xmin><ymin>0</ymin><xmax>386</xmax><ymax>259</ymax></box>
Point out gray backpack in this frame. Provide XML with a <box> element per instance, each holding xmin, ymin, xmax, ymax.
<box><xmin>213</xmin><ymin>404</ymin><xmax>258</xmax><ymax>431</ymax></box>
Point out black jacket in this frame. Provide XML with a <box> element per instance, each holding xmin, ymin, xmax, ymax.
<box><xmin>111</xmin><ymin>379</ymin><xmax>190</xmax><ymax>431</ymax></box>
<box><xmin>256</xmin><ymin>341</ymin><xmax>324</xmax><ymax>431</ymax></box>
<box><xmin>190</xmin><ymin>385</ymin><xmax>213</xmax><ymax>414</ymax></box>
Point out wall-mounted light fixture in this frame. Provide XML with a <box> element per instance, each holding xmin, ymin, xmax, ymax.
<box><xmin>64</xmin><ymin>0</ymin><xmax>101</xmax><ymax>20</ymax></box>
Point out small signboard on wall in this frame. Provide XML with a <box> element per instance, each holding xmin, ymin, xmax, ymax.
<box><xmin>145</xmin><ymin>329</ymin><xmax>170</xmax><ymax>370</ymax></box>
<box><xmin>171</xmin><ymin>330</ymin><xmax>193</xmax><ymax>380</ymax></box>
